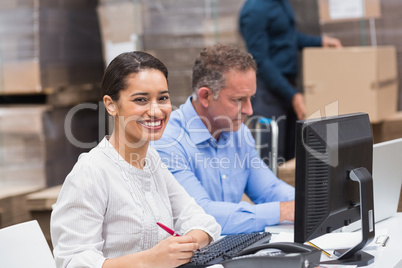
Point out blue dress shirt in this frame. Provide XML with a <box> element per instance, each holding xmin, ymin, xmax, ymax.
<box><xmin>239</xmin><ymin>0</ymin><xmax>322</xmax><ymax>101</ymax></box>
<box><xmin>153</xmin><ymin>97</ymin><xmax>295</xmax><ymax>234</ymax></box>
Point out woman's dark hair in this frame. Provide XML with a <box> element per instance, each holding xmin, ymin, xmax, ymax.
<box><xmin>101</xmin><ymin>51</ymin><xmax>168</xmax><ymax>101</ymax></box>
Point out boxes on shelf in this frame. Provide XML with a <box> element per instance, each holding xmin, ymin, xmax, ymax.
<box><xmin>97</xmin><ymin>1</ymin><xmax>143</xmax><ymax>66</ymax></box>
<box><xmin>277</xmin><ymin>158</ymin><xmax>296</xmax><ymax>187</ymax></box>
<box><xmin>96</xmin><ymin>0</ymin><xmax>245</xmax><ymax>107</ymax></box>
<box><xmin>0</xmin><ymin>186</ymin><xmax>42</xmax><ymax>228</ymax></box>
<box><xmin>0</xmin><ymin>105</ymin><xmax>100</xmax><ymax>187</ymax></box>
<box><xmin>399</xmin><ymin>195</ymin><xmax>402</xmax><ymax>212</ymax></box>
<box><xmin>26</xmin><ymin>185</ymin><xmax>62</xmax><ymax>250</ymax></box>
<box><xmin>0</xmin><ymin>0</ymin><xmax>103</xmax><ymax>94</ymax></box>
<box><xmin>303</xmin><ymin>46</ymin><xmax>398</xmax><ymax>123</ymax></box>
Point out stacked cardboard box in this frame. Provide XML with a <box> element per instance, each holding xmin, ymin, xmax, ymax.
<box><xmin>317</xmin><ymin>0</ymin><xmax>381</xmax><ymax>23</ymax></box>
<box><xmin>399</xmin><ymin>196</ymin><xmax>402</xmax><ymax>212</ymax></box>
<box><xmin>26</xmin><ymin>184</ymin><xmax>62</xmax><ymax>250</ymax></box>
<box><xmin>97</xmin><ymin>0</ymin><xmax>143</xmax><ymax>66</ymax></box>
<box><xmin>303</xmin><ymin>46</ymin><xmax>398</xmax><ymax>123</ymax></box>
<box><xmin>291</xmin><ymin>0</ymin><xmax>402</xmax><ymax>110</ymax></box>
<box><xmin>97</xmin><ymin>0</ymin><xmax>246</xmax><ymax>107</ymax></box>
<box><xmin>292</xmin><ymin>0</ymin><xmax>402</xmax><ymax>142</ymax></box>
<box><xmin>0</xmin><ymin>186</ymin><xmax>42</xmax><ymax>228</ymax></box>
<box><xmin>0</xmin><ymin>105</ymin><xmax>100</xmax><ymax>187</ymax></box>
<box><xmin>372</xmin><ymin>112</ymin><xmax>402</xmax><ymax>143</ymax></box>
<box><xmin>277</xmin><ymin>158</ymin><xmax>296</xmax><ymax>187</ymax></box>
<box><xmin>0</xmin><ymin>0</ymin><xmax>104</xmax><ymax>94</ymax></box>
<box><xmin>144</xmin><ymin>0</ymin><xmax>246</xmax><ymax>107</ymax></box>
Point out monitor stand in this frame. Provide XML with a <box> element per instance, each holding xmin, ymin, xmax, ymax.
<box><xmin>321</xmin><ymin>167</ymin><xmax>375</xmax><ymax>267</ymax></box>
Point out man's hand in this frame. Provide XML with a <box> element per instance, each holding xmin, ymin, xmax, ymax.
<box><xmin>291</xmin><ymin>93</ymin><xmax>306</xmax><ymax>120</ymax></box>
<box><xmin>322</xmin><ymin>35</ymin><xmax>343</xmax><ymax>48</ymax></box>
<box><xmin>280</xmin><ymin>200</ymin><xmax>295</xmax><ymax>222</ymax></box>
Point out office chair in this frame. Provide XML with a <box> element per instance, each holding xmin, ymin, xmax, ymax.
<box><xmin>0</xmin><ymin>220</ymin><xmax>56</xmax><ymax>268</ymax></box>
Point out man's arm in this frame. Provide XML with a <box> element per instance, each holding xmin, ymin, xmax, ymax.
<box><xmin>242</xmin><ymin>125</ymin><xmax>295</xmax><ymax>203</ymax></box>
<box><xmin>155</xmin><ymin>135</ymin><xmax>294</xmax><ymax>234</ymax></box>
<box><xmin>296</xmin><ymin>31</ymin><xmax>322</xmax><ymax>49</ymax></box>
<box><xmin>169</xmin><ymin>167</ymin><xmax>283</xmax><ymax>234</ymax></box>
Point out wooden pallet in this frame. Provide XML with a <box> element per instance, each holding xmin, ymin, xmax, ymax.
<box><xmin>0</xmin><ymin>186</ymin><xmax>43</xmax><ymax>228</ymax></box>
<box><xmin>26</xmin><ymin>185</ymin><xmax>62</xmax><ymax>250</ymax></box>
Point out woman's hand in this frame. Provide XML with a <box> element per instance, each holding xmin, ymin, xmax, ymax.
<box><xmin>145</xmin><ymin>236</ymin><xmax>200</xmax><ymax>268</ymax></box>
<box><xmin>103</xmin><ymin>235</ymin><xmax>199</xmax><ymax>268</ymax></box>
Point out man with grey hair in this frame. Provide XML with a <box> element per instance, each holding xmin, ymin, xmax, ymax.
<box><xmin>153</xmin><ymin>44</ymin><xmax>295</xmax><ymax>234</ymax></box>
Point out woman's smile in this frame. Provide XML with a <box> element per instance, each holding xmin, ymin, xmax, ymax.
<box><xmin>139</xmin><ymin>118</ymin><xmax>164</xmax><ymax>130</ymax></box>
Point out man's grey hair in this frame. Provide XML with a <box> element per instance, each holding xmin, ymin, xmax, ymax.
<box><xmin>192</xmin><ymin>43</ymin><xmax>257</xmax><ymax>100</ymax></box>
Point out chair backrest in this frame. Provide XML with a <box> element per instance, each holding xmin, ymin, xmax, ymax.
<box><xmin>0</xmin><ymin>220</ymin><xmax>56</xmax><ymax>268</ymax></box>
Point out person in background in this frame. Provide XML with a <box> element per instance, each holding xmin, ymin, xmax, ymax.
<box><xmin>51</xmin><ymin>51</ymin><xmax>221</xmax><ymax>268</ymax></box>
<box><xmin>239</xmin><ymin>0</ymin><xmax>342</xmax><ymax>162</ymax></box>
<box><xmin>153</xmin><ymin>44</ymin><xmax>295</xmax><ymax>235</ymax></box>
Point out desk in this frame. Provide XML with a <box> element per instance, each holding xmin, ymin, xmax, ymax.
<box><xmin>294</xmin><ymin>213</ymin><xmax>402</xmax><ymax>267</ymax></box>
<box><xmin>363</xmin><ymin>213</ymin><xmax>402</xmax><ymax>267</ymax></box>
<box><xmin>211</xmin><ymin>213</ymin><xmax>402</xmax><ymax>268</ymax></box>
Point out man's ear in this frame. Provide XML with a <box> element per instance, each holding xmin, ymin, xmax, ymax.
<box><xmin>198</xmin><ymin>87</ymin><xmax>212</xmax><ymax>108</ymax></box>
<box><xmin>103</xmin><ymin>95</ymin><xmax>117</xmax><ymax>117</ymax></box>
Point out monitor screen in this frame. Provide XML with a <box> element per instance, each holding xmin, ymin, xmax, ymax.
<box><xmin>294</xmin><ymin>113</ymin><xmax>375</xmax><ymax>266</ymax></box>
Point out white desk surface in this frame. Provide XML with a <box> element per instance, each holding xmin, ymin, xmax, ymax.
<box><xmin>364</xmin><ymin>212</ymin><xmax>402</xmax><ymax>268</ymax></box>
<box><xmin>304</xmin><ymin>213</ymin><xmax>402</xmax><ymax>267</ymax></box>
<box><xmin>209</xmin><ymin>213</ymin><xmax>402</xmax><ymax>268</ymax></box>
<box><xmin>309</xmin><ymin>213</ymin><xmax>402</xmax><ymax>267</ymax></box>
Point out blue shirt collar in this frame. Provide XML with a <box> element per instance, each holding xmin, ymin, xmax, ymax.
<box><xmin>180</xmin><ymin>96</ymin><xmax>231</xmax><ymax>145</ymax></box>
<box><xmin>180</xmin><ymin>96</ymin><xmax>213</xmax><ymax>145</ymax></box>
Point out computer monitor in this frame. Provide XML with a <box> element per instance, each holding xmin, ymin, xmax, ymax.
<box><xmin>294</xmin><ymin>113</ymin><xmax>375</xmax><ymax>266</ymax></box>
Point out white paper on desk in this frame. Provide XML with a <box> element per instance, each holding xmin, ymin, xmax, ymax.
<box><xmin>310</xmin><ymin>228</ymin><xmax>389</xmax><ymax>251</ymax></box>
<box><xmin>319</xmin><ymin>265</ymin><xmax>357</xmax><ymax>268</ymax></box>
<box><xmin>270</xmin><ymin>232</ymin><xmax>294</xmax><ymax>243</ymax></box>
<box><xmin>264</xmin><ymin>221</ymin><xmax>294</xmax><ymax>234</ymax></box>
<box><xmin>310</xmin><ymin>232</ymin><xmax>362</xmax><ymax>250</ymax></box>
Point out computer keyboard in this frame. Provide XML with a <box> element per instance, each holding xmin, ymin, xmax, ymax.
<box><xmin>179</xmin><ymin>232</ymin><xmax>272</xmax><ymax>268</ymax></box>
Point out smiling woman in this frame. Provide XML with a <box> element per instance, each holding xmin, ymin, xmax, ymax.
<box><xmin>50</xmin><ymin>51</ymin><xmax>221</xmax><ymax>268</ymax></box>
<box><xmin>104</xmin><ymin>68</ymin><xmax>172</xmax><ymax>167</ymax></box>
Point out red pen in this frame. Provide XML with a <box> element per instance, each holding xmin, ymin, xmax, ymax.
<box><xmin>157</xmin><ymin>222</ymin><xmax>180</xmax><ymax>236</ymax></box>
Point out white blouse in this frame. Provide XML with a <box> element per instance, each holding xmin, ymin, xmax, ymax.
<box><xmin>51</xmin><ymin>137</ymin><xmax>221</xmax><ymax>268</ymax></box>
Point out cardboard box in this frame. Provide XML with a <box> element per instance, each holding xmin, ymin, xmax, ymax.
<box><xmin>0</xmin><ymin>105</ymin><xmax>100</xmax><ymax>187</ymax></box>
<box><xmin>0</xmin><ymin>1</ymin><xmax>103</xmax><ymax>94</ymax></box>
<box><xmin>277</xmin><ymin>158</ymin><xmax>296</xmax><ymax>187</ymax></box>
<box><xmin>26</xmin><ymin>185</ymin><xmax>62</xmax><ymax>250</ymax></box>
<box><xmin>318</xmin><ymin>0</ymin><xmax>381</xmax><ymax>24</ymax></box>
<box><xmin>303</xmin><ymin>46</ymin><xmax>398</xmax><ymax>123</ymax></box>
<box><xmin>97</xmin><ymin>1</ymin><xmax>142</xmax><ymax>65</ymax></box>
<box><xmin>399</xmin><ymin>193</ymin><xmax>402</xmax><ymax>212</ymax></box>
<box><xmin>0</xmin><ymin>186</ymin><xmax>42</xmax><ymax>228</ymax></box>
<box><xmin>371</xmin><ymin>112</ymin><xmax>402</xmax><ymax>143</ymax></box>
<box><xmin>1</xmin><ymin>61</ymin><xmax>42</xmax><ymax>94</ymax></box>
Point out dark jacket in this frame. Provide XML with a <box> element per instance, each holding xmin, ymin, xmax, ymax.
<box><xmin>239</xmin><ymin>0</ymin><xmax>322</xmax><ymax>101</ymax></box>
